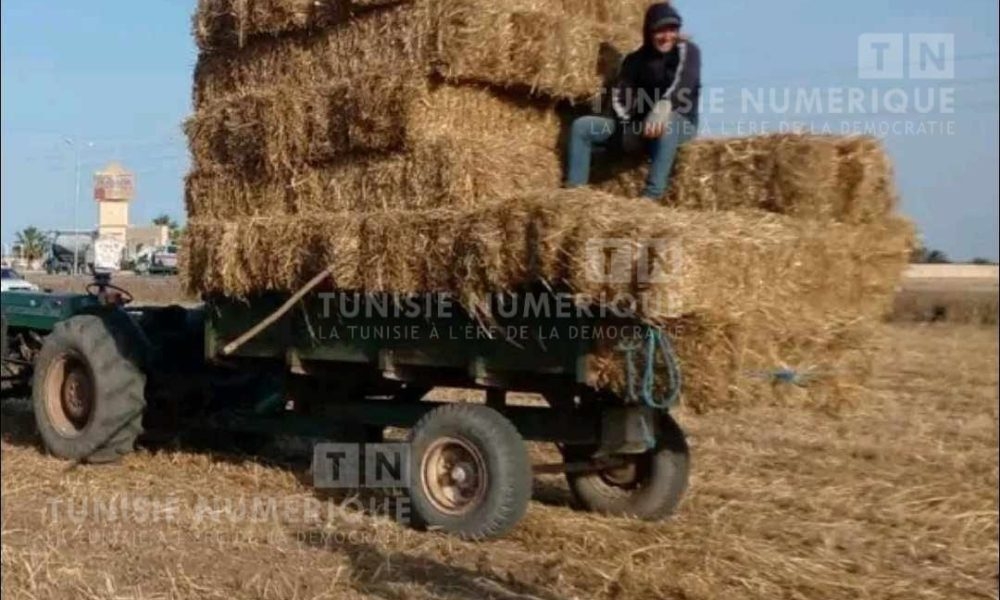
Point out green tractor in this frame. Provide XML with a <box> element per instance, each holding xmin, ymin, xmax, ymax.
<box><xmin>1</xmin><ymin>273</ymin><xmax>689</xmax><ymax>539</ymax></box>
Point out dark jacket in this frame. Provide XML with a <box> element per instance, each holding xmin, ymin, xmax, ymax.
<box><xmin>611</xmin><ymin>4</ymin><xmax>701</xmax><ymax>123</ymax></box>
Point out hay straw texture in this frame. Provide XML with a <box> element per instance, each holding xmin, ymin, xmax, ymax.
<box><xmin>588</xmin><ymin>316</ymin><xmax>878</xmax><ymax>413</ymax></box>
<box><xmin>186</xmin><ymin>82</ymin><xmax>563</xmax><ymax>181</ymax></box>
<box><xmin>185</xmin><ymin>134</ymin><xmax>561</xmax><ymax>218</ymax></box>
<box><xmin>182</xmin><ymin>188</ymin><xmax>914</xmax><ymax>325</ymax></box>
<box><xmin>188</xmin><ymin>69</ymin><xmax>897</xmax><ymax>221</ymax></box>
<box><xmin>193</xmin><ymin>1</ymin><xmax>636</xmax><ymax>105</ymax></box>
<box><xmin>187</xmin><ymin>84</ymin><xmax>898</xmax><ymax>223</ymax></box>
<box><xmin>183</xmin><ymin>0</ymin><xmax>915</xmax><ymax>411</ymax></box>
<box><xmin>597</xmin><ymin>134</ymin><xmax>898</xmax><ymax>224</ymax></box>
<box><xmin>193</xmin><ymin>0</ymin><xmax>649</xmax><ymax>52</ymax></box>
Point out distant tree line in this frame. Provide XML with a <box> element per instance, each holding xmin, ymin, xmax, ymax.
<box><xmin>9</xmin><ymin>216</ymin><xmax>185</xmax><ymax>263</ymax></box>
<box><xmin>909</xmin><ymin>245</ymin><xmax>997</xmax><ymax>265</ymax></box>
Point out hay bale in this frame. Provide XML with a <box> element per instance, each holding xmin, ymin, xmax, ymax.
<box><xmin>194</xmin><ymin>0</ymin><xmax>349</xmax><ymax>51</ymax></box>
<box><xmin>835</xmin><ymin>136</ymin><xmax>899</xmax><ymax>223</ymax></box>
<box><xmin>588</xmin><ymin>316</ymin><xmax>879</xmax><ymax>413</ymax></box>
<box><xmin>182</xmin><ymin>189</ymin><xmax>914</xmax><ymax>326</ymax></box>
<box><xmin>193</xmin><ymin>0</ymin><xmax>648</xmax><ymax>51</ymax></box>
<box><xmin>596</xmin><ymin>134</ymin><xmax>899</xmax><ymax>224</ymax></box>
<box><xmin>193</xmin><ymin>1</ymin><xmax>637</xmax><ymax>106</ymax></box>
<box><xmin>186</xmin><ymin>82</ymin><xmax>564</xmax><ymax>180</ymax></box>
<box><xmin>185</xmin><ymin>133</ymin><xmax>562</xmax><ymax>218</ymax></box>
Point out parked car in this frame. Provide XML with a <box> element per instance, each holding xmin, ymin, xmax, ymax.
<box><xmin>134</xmin><ymin>245</ymin><xmax>178</xmax><ymax>275</ymax></box>
<box><xmin>0</xmin><ymin>268</ymin><xmax>39</xmax><ymax>292</ymax></box>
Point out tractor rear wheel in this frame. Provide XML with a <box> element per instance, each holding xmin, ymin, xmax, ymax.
<box><xmin>407</xmin><ymin>404</ymin><xmax>531</xmax><ymax>540</ymax></box>
<box><xmin>564</xmin><ymin>414</ymin><xmax>689</xmax><ymax>520</ymax></box>
<box><xmin>32</xmin><ymin>314</ymin><xmax>146</xmax><ymax>463</ymax></box>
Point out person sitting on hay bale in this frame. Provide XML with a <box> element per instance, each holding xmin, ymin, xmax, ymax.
<box><xmin>565</xmin><ymin>2</ymin><xmax>701</xmax><ymax>200</ymax></box>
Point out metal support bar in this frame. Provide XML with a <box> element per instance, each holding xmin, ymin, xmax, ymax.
<box><xmin>205</xmin><ymin>399</ymin><xmax>604</xmax><ymax>445</ymax></box>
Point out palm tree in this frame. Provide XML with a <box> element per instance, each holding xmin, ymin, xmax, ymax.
<box><xmin>14</xmin><ymin>227</ymin><xmax>47</xmax><ymax>262</ymax></box>
<box><xmin>152</xmin><ymin>214</ymin><xmax>177</xmax><ymax>229</ymax></box>
<box><xmin>153</xmin><ymin>214</ymin><xmax>181</xmax><ymax>244</ymax></box>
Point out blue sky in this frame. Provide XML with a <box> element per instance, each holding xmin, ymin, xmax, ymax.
<box><xmin>2</xmin><ymin>0</ymin><xmax>998</xmax><ymax>260</ymax></box>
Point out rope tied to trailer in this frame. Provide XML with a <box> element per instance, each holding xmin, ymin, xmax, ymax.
<box><xmin>619</xmin><ymin>326</ymin><xmax>682</xmax><ymax>410</ymax></box>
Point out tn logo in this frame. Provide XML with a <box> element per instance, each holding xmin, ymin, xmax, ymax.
<box><xmin>858</xmin><ymin>33</ymin><xmax>955</xmax><ymax>80</ymax></box>
<box><xmin>585</xmin><ymin>239</ymin><xmax>678</xmax><ymax>284</ymax></box>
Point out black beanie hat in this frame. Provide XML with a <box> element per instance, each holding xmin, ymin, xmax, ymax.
<box><xmin>644</xmin><ymin>2</ymin><xmax>683</xmax><ymax>32</ymax></box>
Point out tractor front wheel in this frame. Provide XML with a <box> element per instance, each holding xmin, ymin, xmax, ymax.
<box><xmin>32</xmin><ymin>315</ymin><xmax>146</xmax><ymax>463</ymax></box>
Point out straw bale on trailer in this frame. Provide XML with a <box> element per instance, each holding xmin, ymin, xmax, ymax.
<box><xmin>193</xmin><ymin>0</ymin><xmax>649</xmax><ymax>52</ymax></box>
<box><xmin>192</xmin><ymin>1</ymin><xmax>637</xmax><ymax>106</ymax></box>
<box><xmin>185</xmin><ymin>82</ymin><xmax>563</xmax><ymax>181</ymax></box>
<box><xmin>181</xmin><ymin>189</ymin><xmax>914</xmax><ymax>325</ymax></box>
<box><xmin>185</xmin><ymin>132</ymin><xmax>562</xmax><ymax>218</ymax></box>
<box><xmin>187</xmin><ymin>116</ymin><xmax>900</xmax><ymax>225</ymax></box>
<box><xmin>596</xmin><ymin>134</ymin><xmax>898</xmax><ymax>224</ymax></box>
<box><xmin>588</xmin><ymin>315</ymin><xmax>878</xmax><ymax>413</ymax></box>
<box><xmin>183</xmin><ymin>0</ymin><xmax>916</xmax><ymax>413</ymax></box>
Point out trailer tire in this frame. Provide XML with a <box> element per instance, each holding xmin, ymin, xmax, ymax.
<box><xmin>0</xmin><ymin>311</ymin><xmax>10</xmax><ymax>388</ymax></box>
<box><xmin>32</xmin><ymin>314</ymin><xmax>145</xmax><ymax>463</ymax></box>
<box><xmin>1</xmin><ymin>311</ymin><xmax>9</xmax><ymax>361</ymax></box>
<box><xmin>407</xmin><ymin>404</ymin><xmax>531</xmax><ymax>540</ymax></box>
<box><xmin>565</xmin><ymin>414</ymin><xmax>689</xmax><ymax>520</ymax></box>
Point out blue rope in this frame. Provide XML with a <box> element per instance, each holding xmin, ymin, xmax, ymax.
<box><xmin>747</xmin><ymin>367</ymin><xmax>817</xmax><ymax>387</ymax></box>
<box><xmin>619</xmin><ymin>326</ymin><xmax>683</xmax><ymax>410</ymax></box>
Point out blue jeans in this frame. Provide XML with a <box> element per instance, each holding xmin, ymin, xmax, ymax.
<box><xmin>565</xmin><ymin>113</ymin><xmax>697</xmax><ymax>199</ymax></box>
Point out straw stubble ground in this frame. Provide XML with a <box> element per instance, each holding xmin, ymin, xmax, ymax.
<box><xmin>2</xmin><ymin>324</ymin><xmax>996</xmax><ymax>599</ymax></box>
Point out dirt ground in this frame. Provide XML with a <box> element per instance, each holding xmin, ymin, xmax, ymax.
<box><xmin>891</xmin><ymin>277</ymin><xmax>999</xmax><ymax>325</ymax></box>
<box><xmin>1</xmin><ymin>323</ymin><xmax>996</xmax><ymax>600</ymax></box>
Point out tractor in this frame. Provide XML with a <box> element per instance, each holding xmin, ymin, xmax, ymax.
<box><xmin>1</xmin><ymin>273</ymin><xmax>689</xmax><ymax>539</ymax></box>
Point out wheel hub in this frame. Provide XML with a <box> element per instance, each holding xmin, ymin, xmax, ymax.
<box><xmin>592</xmin><ymin>452</ymin><xmax>657</xmax><ymax>492</ymax></box>
<box><xmin>44</xmin><ymin>353</ymin><xmax>94</xmax><ymax>437</ymax></box>
<box><xmin>421</xmin><ymin>437</ymin><xmax>488</xmax><ymax>515</ymax></box>
<box><xmin>62</xmin><ymin>368</ymin><xmax>93</xmax><ymax>424</ymax></box>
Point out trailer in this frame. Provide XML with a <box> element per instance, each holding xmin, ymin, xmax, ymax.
<box><xmin>0</xmin><ymin>274</ymin><xmax>688</xmax><ymax>539</ymax></box>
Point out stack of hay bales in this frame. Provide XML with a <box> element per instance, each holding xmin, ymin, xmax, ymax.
<box><xmin>183</xmin><ymin>0</ymin><xmax>914</xmax><ymax>412</ymax></box>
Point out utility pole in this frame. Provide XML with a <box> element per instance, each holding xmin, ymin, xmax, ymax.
<box><xmin>64</xmin><ymin>138</ymin><xmax>93</xmax><ymax>274</ymax></box>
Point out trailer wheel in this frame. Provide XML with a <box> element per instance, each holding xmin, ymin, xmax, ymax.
<box><xmin>1</xmin><ymin>311</ymin><xmax>9</xmax><ymax>361</ymax></box>
<box><xmin>407</xmin><ymin>404</ymin><xmax>531</xmax><ymax>540</ymax></box>
<box><xmin>32</xmin><ymin>314</ymin><xmax>146</xmax><ymax>463</ymax></box>
<box><xmin>565</xmin><ymin>414</ymin><xmax>689</xmax><ymax>520</ymax></box>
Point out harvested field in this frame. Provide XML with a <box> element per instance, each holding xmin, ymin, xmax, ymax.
<box><xmin>891</xmin><ymin>276</ymin><xmax>999</xmax><ymax>325</ymax></box>
<box><xmin>2</xmin><ymin>324</ymin><xmax>996</xmax><ymax>599</ymax></box>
